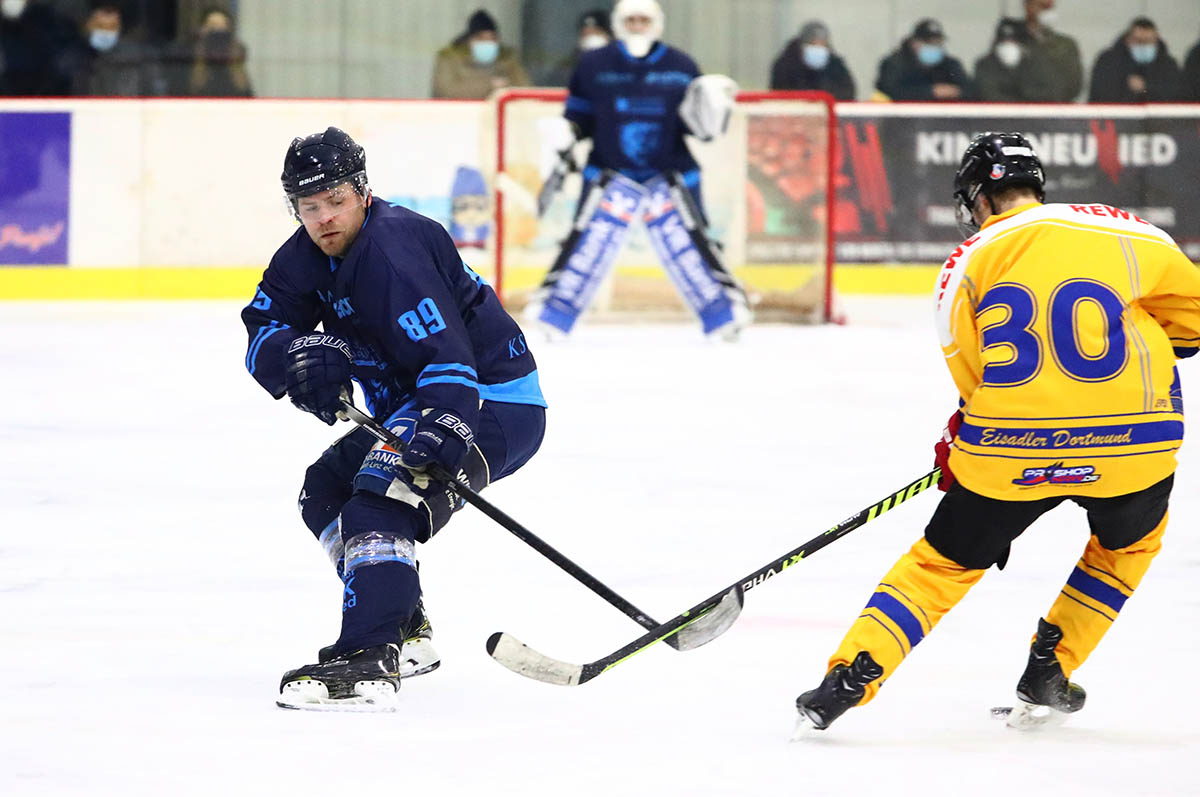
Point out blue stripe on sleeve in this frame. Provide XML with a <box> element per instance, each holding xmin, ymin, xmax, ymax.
<box><xmin>415</xmin><ymin>374</ymin><xmax>480</xmax><ymax>391</ymax></box>
<box><xmin>865</xmin><ymin>592</ymin><xmax>925</xmax><ymax>650</ymax></box>
<box><xmin>479</xmin><ymin>371</ymin><xmax>548</xmax><ymax>408</ymax></box>
<box><xmin>1066</xmin><ymin>567</ymin><xmax>1129</xmax><ymax>614</ymax></box>
<box><xmin>247</xmin><ymin>322</ymin><xmax>288</xmax><ymax>375</ymax></box>
<box><xmin>420</xmin><ymin>362</ymin><xmax>478</xmax><ymax>378</ymax></box>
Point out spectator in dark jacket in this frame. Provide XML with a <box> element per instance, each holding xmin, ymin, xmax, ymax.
<box><xmin>974</xmin><ymin>19</ymin><xmax>1027</xmax><ymax>102</ymax></box>
<box><xmin>0</xmin><ymin>0</ymin><xmax>76</xmax><ymax>95</ymax></box>
<box><xmin>1088</xmin><ymin>17</ymin><xmax>1183</xmax><ymax>103</ymax></box>
<box><xmin>71</xmin><ymin>3</ymin><xmax>166</xmax><ymax>96</ymax></box>
<box><xmin>875</xmin><ymin>19</ymin><xmax>973</xmax><ymax>102</ymax></box>
<box><xmin>1183</xmin><ymin>34</ymin><xmax>1200</xmax><ymax>101</ymax></box>
<box><xmin>768</xmin><ymin>20</ymin><xmax>855</xmax><ymax>100</ymax></box>
<box><xmin>541</xmin><ymin>9</ymin><xmax>611</xmax><ymax>88</ymax></box>
<box><xmin>1014</xmin><ymin>0</ymin><xmax>1083</xmax><ymax>101</ymax></box>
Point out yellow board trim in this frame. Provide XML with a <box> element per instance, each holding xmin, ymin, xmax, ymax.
<box><xmin>0</xmin><ymin>265</ymin><xmax>941</xmax><ymax>300</ymax></box>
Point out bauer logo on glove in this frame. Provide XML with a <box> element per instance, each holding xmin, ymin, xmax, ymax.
<box><xmin>401</xmin><ymin>411</ymin><xmax>474</xmax><ymax>473</ymax></box>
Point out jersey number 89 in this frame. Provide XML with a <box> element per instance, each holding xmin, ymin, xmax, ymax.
<box><xmin>398</xmin><ymin>298</ymin><xmax>447</xmax><ymax>342</ymax></box>
<box><xmin>979</xmin><ymin>279</ymin><xmax>1128</xmax><ymax>387</ymax></box>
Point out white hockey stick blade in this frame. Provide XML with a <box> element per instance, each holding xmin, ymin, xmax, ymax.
<box><xmin>487</xmin><ymin>633</ymin><xmax>583</xmax><ymax>686</ymax></box>
<box><xmin>991</xmin><ymin>703</ymin><xmax>1071</xmax><ymax>730</ymax></box>
<box><xmin>671</xmin><ymin>587</ymin><xmax>743</xmax><ymax>650</ymax></box>
<box><xmin>496</xmin><ymin>171</ymin><xmax>538</xmax><ymax>215</ymax></box>
<box><xmin>276</xmin><ymin>680</ymin><xmax>399</xmax><ymax>713</ymax></box>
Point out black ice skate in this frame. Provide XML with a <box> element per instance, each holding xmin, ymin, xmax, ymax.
<box><xmin>792</xmin><ymin>651</ymin><xmax>884</xmax><ymax>736</ymax></box>
<box><xmin>277</xmin><ymin>643</ymin><xmax>401</xmax><ymax>712</ymax></box>
<box><xmin>996</xmin><ymin>617</ymin><xmax>1087</xmax><ymax>730</ymax></box>
<box><xmin>315</xmin><ymin>597</ymin><xmax>440</xmax><ymax>679</ymax></box>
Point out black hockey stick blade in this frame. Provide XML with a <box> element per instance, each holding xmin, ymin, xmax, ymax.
<box><xmin>486</xmin><ymin>586</ymin><xmax>744</xmax><ymax>686</ymax></box>
<box><xmin>338</xmin><ymin>400</ymin><xmax>690</xmax><ymax>650</ymax></box>
<box><xmin>485</xmin><ymin>468</ymin><xmax>940</xmax><ymax>686</ymax></box>
<box><xmin>536</xmin><ymin>147</ymin><xmax>576</xmax><ymax>217</ymax></box>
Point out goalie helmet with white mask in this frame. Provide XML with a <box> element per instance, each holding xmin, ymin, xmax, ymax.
<box><xmin>613</xmin><ymin>0</ymin><xmax>664</xmax><ymax>58</ymax></box>
<box><xmin>679</xmin><ymin>75</ymin><xmax>739</xmax><ymax>142</ymax></box>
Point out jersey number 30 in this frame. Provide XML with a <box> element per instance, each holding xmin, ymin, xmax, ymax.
<box><xmin>398</xmin><ymin>298</ymin><xmax>447</xmax><ymax>342</ymax></box>
<box><xmin>979</xmin><ymin>279</ymin><xmax>1128</xmax><ymax>386</ymax></box>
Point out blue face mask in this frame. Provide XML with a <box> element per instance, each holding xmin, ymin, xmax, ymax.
<box><xmin>1129</xmin><ymin>42</ymin><xmax>1156</xmax><ymax>65</ymax></box>
<box><xmin>802</xmin><ymin>44</ymin><xmax>830</xmax><ymax>70</ymax></box>
<box><xmin>917</xmin><ymin>44</ymin><xmax>945</xmax><ymax>66</ymax></box>
<box><xmin>90</xmin><ymin>29</ymin><xmax>119</xmax><ymax>52</ymax></box>
<box><xmin>471</xmin><ymin>39</ymin><xmax>499</xmax><ymax>65</ymax></box>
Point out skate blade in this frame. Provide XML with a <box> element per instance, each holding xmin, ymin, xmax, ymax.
<box><xmin>399</xmin><ymin>638</ymin><xmax>441</xmax><ymax>680</ymax></box>
<box><xmin>992</xmin><ymin>702</ymin><xmax>1071</xmax><ymax>730</ymax></box>
<box><xmin>789</xmin><ymin>710</ymin><xmax>822</xmax><ymax>742</ymax></box>
<box><xmin>276</xmin><ymin>679</ymin><xmax>399</xmax><ymax>713</ymax></box>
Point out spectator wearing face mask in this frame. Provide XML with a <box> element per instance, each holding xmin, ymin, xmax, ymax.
<box><xmin>187</xmin><ymin>6</ymin><xmax>252</xmax><ymax>97</ymax></box>
<box><xmin>71</xmin><ymin>2</ymin><xmax>166</xmax><ymax>96</ymax></box>
<box><xmin>432</xmin><ymin>9</ymin><xmax>529</xmax><ymax>99</ymax></box>
<box><xmin>1014</xmin><ymin>0</ymin><xmax>1083</xmax><ymax>102</ymax></box>
<box><xmin>768</xmin><ymin>20</ymin><xmax>855</xmax><ymax>100</ymax></box>
<box><xmin>875</xmin><ymin>18</ymin><xmax>974</xmax><ymax>102</ymax></box>
<box><xmin>0</xmin><ymin>0</ymin><xmax>76</xmax><ymax>95</ymax></box>
<box><xmin>1088</xmin><ymin>17</ymin><xmax>1183</xmax><ymax>103</ymax></box>
<box><xmin>975</xmin><ymin>20</ymin><xmax>1028</xmax><ymax>102</ymax></box>
<box><xmin>540</xmin><ymin>9</ymin><xmax>611</xmax><ymax>88</ymax></box>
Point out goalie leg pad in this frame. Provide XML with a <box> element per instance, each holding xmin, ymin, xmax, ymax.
<box><xmin>643</xmin><ymin>173</ymin><xmax>751</xmax><ymax>336</ymax></box>
<box><xmin>531</xmin><ymin>172</ymin><xmax>649</xmax><ymax>334</ymax></box>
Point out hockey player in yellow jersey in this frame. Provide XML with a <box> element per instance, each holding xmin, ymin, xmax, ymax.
<box><xmin>794</xmin><ymin>132</ymin><xmax>1200</xmax><ymax>733</ymax></box>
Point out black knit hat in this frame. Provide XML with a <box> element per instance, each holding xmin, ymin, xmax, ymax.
<box><xmin>467</xmin><ymin>9</ymin><xmax>498</xmax><ymax>35</ymax></box>
<box><xmin>578</xmin><ymin>9</ymin><xmax>611</xmax><ymax>35</ymax></box>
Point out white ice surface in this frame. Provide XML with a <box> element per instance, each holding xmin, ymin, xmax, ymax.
<box><xmin>2</xmin><ymin>297</ymin><xmax>1197</xmax><ymax>797</ymax></box>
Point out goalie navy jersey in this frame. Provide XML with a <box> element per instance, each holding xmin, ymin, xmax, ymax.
<box><xmin>565</xmin><ymin>40</ymin><xmax>701</xmax><ymax>182</ymax></box>
<box><xmin>241</xmin><ymin>199</ymin><xmax>546</xmax><ymax>433</ymax></box>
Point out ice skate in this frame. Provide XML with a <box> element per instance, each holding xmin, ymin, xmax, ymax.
<box><xmin>791</xmin><ymin>651</ymin><xmax>884</xmax><ymax>738</ymax></box>
<box><xmin>277</xmin><ymin>643</ymin><xmax>402</xmax><ymax>712</ymax></box>
<box><xmin>998</xmin><ymin>618</ymin><xmax>1086</xmax><ymax>730</ymax></box>
<box><xmin>316</xmin><ymin>598</ymin><xmax>440</xmax><ymax>679</ymax></box>
<box><xmin>710</xmin><ymin>294</ymin><xmax>753</xmax><ymax>342</ymax></box>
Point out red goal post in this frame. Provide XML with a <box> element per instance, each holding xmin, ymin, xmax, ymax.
<box><xmin>490</xmin><ymin>88</ymin><xmax>837</xmax><ymax>323</ymax></box>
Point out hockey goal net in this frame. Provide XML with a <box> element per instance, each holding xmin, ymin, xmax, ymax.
<box><xmin>488</xmin><ymin>88</ymin><xmax>836</xmax><ymax>324</ymax></box>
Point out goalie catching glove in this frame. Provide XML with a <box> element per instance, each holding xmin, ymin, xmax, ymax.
<box><xmin>679</xmin><ymin>74</ymin><xmax>738</xmax><ymax>142</ymax></box>
<box><xmin>402</xmin><ymin>410</ymin><xmax>475</xmax><ymax>475</ymax></box>
<box><xmin>284</xmin><ymin>334</ymin><xmax>353</xmax><ymax>425</ymax></box>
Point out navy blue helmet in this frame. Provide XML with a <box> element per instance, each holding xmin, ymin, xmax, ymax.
<box><xmin>281</xmin><ymin>127</ymin><xmax>367</xmax><ymax>211</ymax></box>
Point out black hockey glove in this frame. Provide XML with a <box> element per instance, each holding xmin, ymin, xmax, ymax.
<box><xmin>401</xmin><ymin>410</ymin><xmax>474</xmax><ymax>475</ymax></box>
<box><xmin>283</xmin><ymin>334</ymin><xmax>353</xmax><ymax>425</ymax></box>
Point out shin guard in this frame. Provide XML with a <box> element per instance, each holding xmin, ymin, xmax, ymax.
<box><xmin>828</xmin><ymin>537</ymin><xmax>986</xmax><ymax>705</ymax></box>
<box><xmin>1044</xmin><ymin>513</ymin><xmax>1166</xmax><ymax>675</ymax></box>
<box><xmin>643</xmin><ymin>173</ymin><xmax>751</xmax><ymax>336</ymax></box>
<box><xmin>529</xmin><ymin>172</ymin><xmax>648</xmax><ymax>335</ymax></box>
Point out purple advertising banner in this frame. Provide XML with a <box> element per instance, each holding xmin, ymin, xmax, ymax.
<box><xmin>0</xmin><ymin>111</ymin><xmax>70</xmax><ymax>265</ymax></box>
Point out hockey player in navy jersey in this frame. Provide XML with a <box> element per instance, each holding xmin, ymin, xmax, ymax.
<box><xmin>526</xmin><ymin>0</ymin><xmax>751</xmax><ymax>340</ymax></box>
<box><xmin>242</xmin><ymin>127</ymin><xmax>547</xmax><ymax>711</ymax></box>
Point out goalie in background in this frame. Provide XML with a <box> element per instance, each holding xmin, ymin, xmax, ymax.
<box><xmin>524</xmin><ymin>0</ymin><xmax>752</xmax><ymax>341</ymax></box>
<box><xmin>793</xmin><ymin>132</ymin><xmax>1200</xmax><ymax>734</ymax></box>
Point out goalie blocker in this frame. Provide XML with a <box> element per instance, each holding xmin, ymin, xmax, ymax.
<box><xmin>526</xmin><ymin>169</ymin><xmax>751</xmax><ymax>338</ymax></box>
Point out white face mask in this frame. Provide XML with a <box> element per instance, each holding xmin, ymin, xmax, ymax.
<box><xmin>622</xmin><ymin>33</ymin><xmax>653</xmax><ymax>58</ymax></box>
<box><xmin>995</xmin><ymin>41</ymin><xmax>1022</xmax><ymax>68</ymax></box>
<box><xmin>1</xmin><ymin>0</ymin><xmax>27</xmax><ymax>20</ymax></box>
<box><xmin>1037</xmin><ymin>8</ymin><xmax>1058</xmax><ymax>26</ymax></box>
<box><xmin>579</xmin><ymin>33</ymin><xmax>608</xmax><ymax>51</ymax></box>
